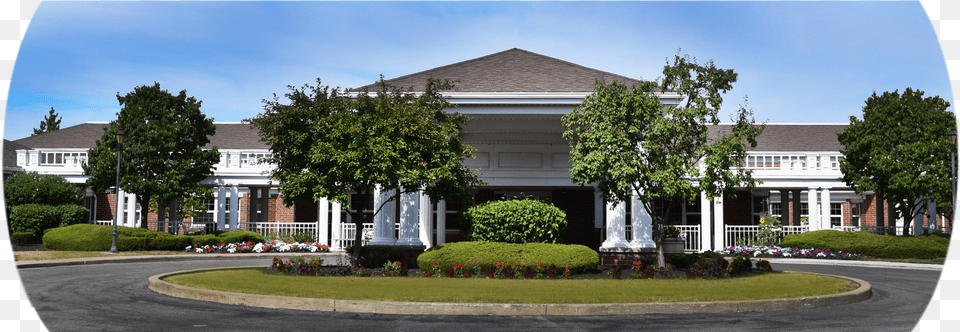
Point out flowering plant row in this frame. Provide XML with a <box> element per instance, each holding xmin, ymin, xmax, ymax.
<box><xmin>716</xmin><ymin>245</ymin><xmax>860</xmax><ymax>259</ymax></box>
<box><xmin>424</xmin><ymin>261</ymin><xmax>573</xmax><ymax>279</ymax></box>
<box><xmin>185</xmin><ymin>240</ymin><xmax>331</xmax><ymax>254</ymax></box>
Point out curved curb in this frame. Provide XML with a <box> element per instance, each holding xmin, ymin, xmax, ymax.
<box><xmin>148</xmin><ymin>267</ymin><xmax>872</xmax><ymax>316</ymax></box>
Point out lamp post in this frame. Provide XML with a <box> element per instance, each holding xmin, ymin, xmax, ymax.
<box><xmin>949</xmin><ymin>131</ymin><xmax>957</xmax><ymax>233</ymax></box>
<box><xmin>109</xmin><ymin>128</ymin><xmax>125</xmax><ymax>254</ymax></box>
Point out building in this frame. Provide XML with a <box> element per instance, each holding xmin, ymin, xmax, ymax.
<box><xmin>5</xmin><ymin>48</ymin><xmax>948</xmax><ymax>253</ymax></box>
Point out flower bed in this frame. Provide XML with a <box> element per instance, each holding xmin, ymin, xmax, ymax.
<box><xmin>716</xmin><ymin>245</ymin><xmax>861</xmax><ymax>259</ymax></box>
<box><xmin>185</xmin><ymin>240</ymin><xmax>330</xmax><ymax>254</ymax></box>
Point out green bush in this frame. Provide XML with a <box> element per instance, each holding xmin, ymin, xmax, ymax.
<box><xmin>12</xmin><ymin>232</ymin><xmax>38</xmax><ymax>246</ymax></box>
<box><xmin>461</xmin><ymin>199</ymin><xmax>567</xmax><ymax>244</ymax></box>
<box><xmin>4</xmin><ymin>172</ymin><xmax>83</xmax><ymax>206</ymax></box>
<box><xmin>9</xmin><ymin>204</ymin><xmax>89</xmax><ymax>236</ymax></box>
<box><xmin>667</xmin><ymin>253</ymin><xmax>700</xmax><ymax>269</ymax></box>
<box><xmin>417</xmin><ymin>241</ymin><xmax>598</xmax><ymax>274</ymax></box>
<box><xmin>780</xmin><ymin>230</ymin><xmax>948</xmax><ymax>259</ymax></box>
<box><xmin>43</xmin><ymin>224</ymin><xmax>266</xmax><ymax>251</ymax></box>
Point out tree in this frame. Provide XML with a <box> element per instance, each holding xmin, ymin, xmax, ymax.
<box><xmin>562</xmin><ymin>54</ymin><xmax>763</xmax><ymax>266</ymax></box>
<box><xmin>84</xmin><ymin>83</ymin><xmax>220</xmax><ymax>231</ymax></box>
<box><xmin>837</xmin><ymin>88</ymin><xmax>955</xmax><ymax>234</ymax></box>
<box><xmin>246</xmin><ymin>77</ymin><xmax>484</xmax><ymax>262</ymax></box>
<box><xmin>32</xmin><ymin>107</ymin><xmax>62</xmax><ymax>136</ymax></box>
<box><xmin>4</xmin><ymin>172</ymin><xmax>83</xmax><ymax>207</ymax></box>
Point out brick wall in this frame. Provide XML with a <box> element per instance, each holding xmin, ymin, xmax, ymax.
<box><xmin>273</xmin><ymin>194</ymin><xmax>296</xmax><ymax>223</ymax></box>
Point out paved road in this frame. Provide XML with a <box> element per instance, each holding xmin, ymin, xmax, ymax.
<box><xmin>18</xmin><ymin>258</ymin><xmax>940</xmax><ymax>331</ymax></box>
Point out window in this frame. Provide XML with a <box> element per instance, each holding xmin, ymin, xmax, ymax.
<box><xmin>241</xmin><ymin>153</ymin><xmax>273</xmax><ymax>166</ymax></box>
<box><xmin>830</xmin><ymin>203</ymin><xmax>842</xmax><ymax>227</ymax></box>
<box><xmin>771</xmin><ymin>203</ymin><xmax>782</xmax><ymax>216</ymax></box>
<box><xmin>40</xmin><ymin>152</ymin><xmax>86</xmax><ymax>166</ymax></box>
<box><xmin>851</xmin><ymin>203</ymin><xmax>861</xmax><ymax>226</ymax></box>
<box><xmin>800</xmin><ymin>203</ymin><xmax>808</xmax><ymax>216</ymax></box>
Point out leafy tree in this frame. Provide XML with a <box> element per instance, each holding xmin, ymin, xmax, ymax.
<box><xmin>246</xmin><ymin>77</ymin><xmax>483</xmax><ymax>262</ymax></box>
<box><xmin>84</xmin><ymin>83</ymin><xmax>220</xmax><ymax>231</ymax></box>
<box><xmin>837</xmin><ymin>88</ymin><xmax>955</xmax><ymax>233</ymax></box>
<box><xmin>32</xmin><ymin>107</ymin><xmax>62</xmax><ymax>136</ymax></box>
<box><xmin>4</xmin><ymin>172</ymin><xmax>83</xmax><ymax>206</ymax></box>
<box><xmin>562</xmin><ymin>54</ymin><xmax>763</xmax><ymax>266</ymax></box>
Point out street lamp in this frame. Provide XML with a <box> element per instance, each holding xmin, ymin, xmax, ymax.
<box><xmin>109</xmin><ymin>128</ymin><xmax>125</xmax><ymax>254</ymax></box>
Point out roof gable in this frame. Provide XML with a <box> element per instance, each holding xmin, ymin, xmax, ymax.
<box><xmin>353</xmin><ymin>48</ymin><xmax>651</xmax><ymax>93</ymax></box>
<box><xmin>12</xmin><ymin>122</ymin><xmax>268</xmax><ymax>150</ymax></box>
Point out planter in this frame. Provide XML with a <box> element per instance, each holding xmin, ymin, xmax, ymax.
<box><xmin>662</xmin><ymin>237</ymin><xmax>685</xmax><ymax>254</ymax></box>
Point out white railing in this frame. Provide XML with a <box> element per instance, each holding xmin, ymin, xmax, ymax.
<box><xmin>625</xmin><ymin>224</ymin><xmax>701</xmax><ymax>252</ymax></box>
<box><xmin>725</xmin><ymin>225</ymin><xmax>760</xmax><ymax>247</ymax></box>
<box><xmin>237</xmin><ymin>222</ymin><xmax>319</xmax><ymax>239</ymax></box>
<box><xmin>334</xmin><ymin>223</ymin><xmax>374</xmax><ymax>251</ymax></box>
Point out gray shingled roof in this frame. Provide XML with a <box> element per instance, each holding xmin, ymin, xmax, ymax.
<box><xmin>352</xmin><ymin>48</ymin><xmax>653</xmax><ymax>93</ymax></box>
<box><xmin>3</xmin><ymin>139</ymin><xmax>30</xmax><ymax>169</ymax></box>
<box><xmin>709</xmin><ymin>124</ymin><xmax>847</xmax><ymax>152</ymax></box>
<box><xmin>12</xmin><ymin>122</ymin><xmax>268</xmax><ymax>150</ymax></box>
<box><xmin>12</xmin><ymin>123</ymin><xmax>109</xmax><ymax>149</ymax></box>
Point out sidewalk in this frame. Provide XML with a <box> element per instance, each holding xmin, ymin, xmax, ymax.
<box><xmin>15</xmin><ymin>251</ymin><xmax>344</xmax><ymax>269</ymax></box>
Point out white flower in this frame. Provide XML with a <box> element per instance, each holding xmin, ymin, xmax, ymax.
<box><xmin>185</xmin><ymin>246</ymin><xmax>192</xmax><ymax>251</ymax></box>
<box><xmin>196</xmin><ymin>248</ymin><xmax>203</xmax><ymax>253</ymax></box>
<box><xmin>227</xmin><ymin>248</ymin><xmax>236</xmax><ymax>253</ymax></box>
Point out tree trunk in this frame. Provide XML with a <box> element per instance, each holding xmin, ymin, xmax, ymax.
<box><xmin>350</xmin><ymin>191</ymin><xmax>371</xmax><ymax>266</ymax></box>
<box><xmin>157</xmin><ymin>197</ymin><xmax>167</xmax><ymax>233</ymax></box>
<box><xmin>168</xmin><ymin>200</ymin><xmax>179</xmax><ymax>234</ymax></box>
<box><xmin>138</xmin><ymin>192</ymin><xmax>151</xmax><ymax>229</ymax></box>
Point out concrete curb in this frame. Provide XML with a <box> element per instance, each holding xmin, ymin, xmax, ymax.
<box><xmin>16</xmin><ymin>252</ymin><xmax>342</xmax><ymax>269</ymax></box>
<box><xmin>148</xmin><ymin>267</ymin><xmax>872</xmax><ymax>316</ymax></box>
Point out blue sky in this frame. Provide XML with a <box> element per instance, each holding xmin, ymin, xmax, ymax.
<box><xmin>4</xmin><ymin>1</ymin><xmax>951</xmax><ymax>140</ymax></box>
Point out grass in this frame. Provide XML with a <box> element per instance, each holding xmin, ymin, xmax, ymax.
<box><xmin>162</xmin><ymin>268</ymin><xmax>858</xmax><ymax>304</ymax></box>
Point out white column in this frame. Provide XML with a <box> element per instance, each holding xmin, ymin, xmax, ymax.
<box><xmin>700</xmin><ymin>192</ymin><xmax>712</xmax><ymax>251</ymax></box>
<box><xmin>629</xmin><ymin>194</ymin><xmax>656</xmax><ymax>249</ymax></box>
<box><xmin>418</xmin><ymin>192</ymin><xmax>433</xmax><ymax>249</ymax></box>
<box><xmin>318</xmin><ymin>197</ymin><xmax>329</xmax><ymax>246</ymax></box>
<box><xmin>436</xmin><ymin>199</ymin><xmax>446</xmax><ymax>245</ymax></box>
<box><xmin>600</xmin><ymin>200</ymin><xmax>628</xmax><ymax>249</ymax></box>
<box><xmin>229</xmin><ymin>185</ymin><xmax>239</xmax><ymax>231</ymax></box>
<box><xmin>116</xmin><ymin>188</ymin><xmax>126</xmax><ymax>227</ymax></box>
<box><xmin>369</xmin><ymin>187</ymin><xmax>396</xmax><ymax>246</ymax></box>
<box><xmin>397</xmin><ymin>191</ymin><xmax>423</xmax><ymax>246</ymax></box>
<box><xmin>820</xmin><ymin>189</ymin><xmax>831</xmax><ymax>230</ymax></box>
<box><xmin>330</xmin><ymin>200</ymin><xmax>342</xmax><ymax>250</ymax></box>
<box><xmin>713</xmin><ymin>195</ymin><xmax>725</xmax><ymax>249</ymax></box>
<box><xmin>808</xmin><ymin>188</ymin><xmax>820</xmax><ymax>231</ymax></box>
<box><xmin>216</xmin><ymin>186</ymin><xmax>226</xmax><ymax>231</ymax></box>
<box><xmin>125</xmin><ymin>193</ymin><xmax>137</xmax><ymax>227</ymax></box>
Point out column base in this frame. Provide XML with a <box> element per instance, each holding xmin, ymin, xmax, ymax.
<box><xmin>367</xmin><ymin>238</ymin><xmax>396</xmax><ymax>246</ymax></box>
<box><xmin>395</xmin><ymin>238</ymin><xmax>423</xmax><ymax>247</ymax></box>
<box><xmin>627</xmin><ymin>239</ymin><xmax>657</xmax><ymax>249</ymax></box>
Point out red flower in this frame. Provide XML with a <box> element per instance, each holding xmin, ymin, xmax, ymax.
<box><xmin>432</xmin><ymin>262</ymin><xmax>438</xmax><ymax>267</ymax></box>
<box><xmin>537</xmin><ymin>262</ymin><xmax>542</xmax><ymax>267</ymax></box>
<box><xmin>514</xmin><ymin>262</ymin><xmax>521</xmax><ymax>267</ymax></box>
<box><xmin>220</xmin><ymin>242</ymin><xmax>226</xmax><ymax>246</ymax></box>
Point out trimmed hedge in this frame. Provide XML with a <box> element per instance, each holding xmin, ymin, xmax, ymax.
<box><xmin>42</xmin><ymin>224</ymin><xmax>266</xmax><ymax>251</ymax></box>
<box><xmin>417</xmin><ymin>241</ymin><xmax>598</xmax><ymax>274</ymax></box>
<box><xmin>3</xmin><ymin>172</ymin><xmax>83</xmax><ymax>206</ymax></box>
<box><xmin>461</xmin><ymin>199</ymin><xmax>567</xmax><ymax>244</ymax></box>
<box><xmin>9</xmin><ymin>204</ymin><xmax>89</xmax><ymax>236</ymax></box>
<box><xmin>780</xmin><ymin>230</ymin><xmax>948</xmax><ymax>259</ymax></box>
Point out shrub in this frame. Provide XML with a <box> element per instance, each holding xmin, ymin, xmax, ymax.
<box><xmin>690</xmin><ymin>251</ymin><xmax>729</xmax><ymax>278</ymax></box>
<box><xmin>43</xmin><ymin>224</ymin><xmax>266</xmax><ymax>251</ymax></box>
<box><xmin>4</xmin><ymin>172</ymin><xmax>84</xmax><ymax>206</ymax></box>
<box><xmin>728</xmin><ymin>254</ymin><xmax>753</xmax><ymax>276</ymax></box>
<box><xmin>780</xmin><ymin>230</ymin><xmax>947</xmax><ymax>259</ymax></box>
<box><xmin>9</xmin><ymin>204</ymin><xmax>88</xmax><ymax>235</ymax></box>
<box><xmin>417</xmin><ymin>241</ymin><xmax>598</xmax><ymax>275</ymax></box>
<box><xmin>461</xmin><ymin>199</ymin><xmax>567</xmax><ymax>244</ymax></box>
<box><xmin>668</xmin><ymin>253</ymin><xmax>700</xmax><ymax>269</ymax></box>
<box><xmin>12</xmin><ymin>232</ymin><xmax>38</xmax><ymax>246</ymax></box>
<box><xmin>346</xmin><ymin>245</ymin><xmax>405</xmax><ymax>267</ymax></box>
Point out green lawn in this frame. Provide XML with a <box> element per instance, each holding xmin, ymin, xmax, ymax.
<box><xmin>163</xmin><ymin>268</ymin><xmax>858</xmax><ymax>304</ymax></box>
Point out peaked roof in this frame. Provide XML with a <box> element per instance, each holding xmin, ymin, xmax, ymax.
<box><xmin>352</xmin><ymin>48</ymin><xmax>652</xmax><ymax>93</ymax></box>
<box><xmin>3</xmin><ymin>139</ymin><xmax>29</xmax><ymax>169</ymax></box>
<box><xmin>709</xmin><ymin>124</ymin><xmax>848</xmax><ymax>152</ymax></box>
<box><xmin>12</xmin><ymin>123</ymin><xmax>268</xmax><ymax>150</ymax></box>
